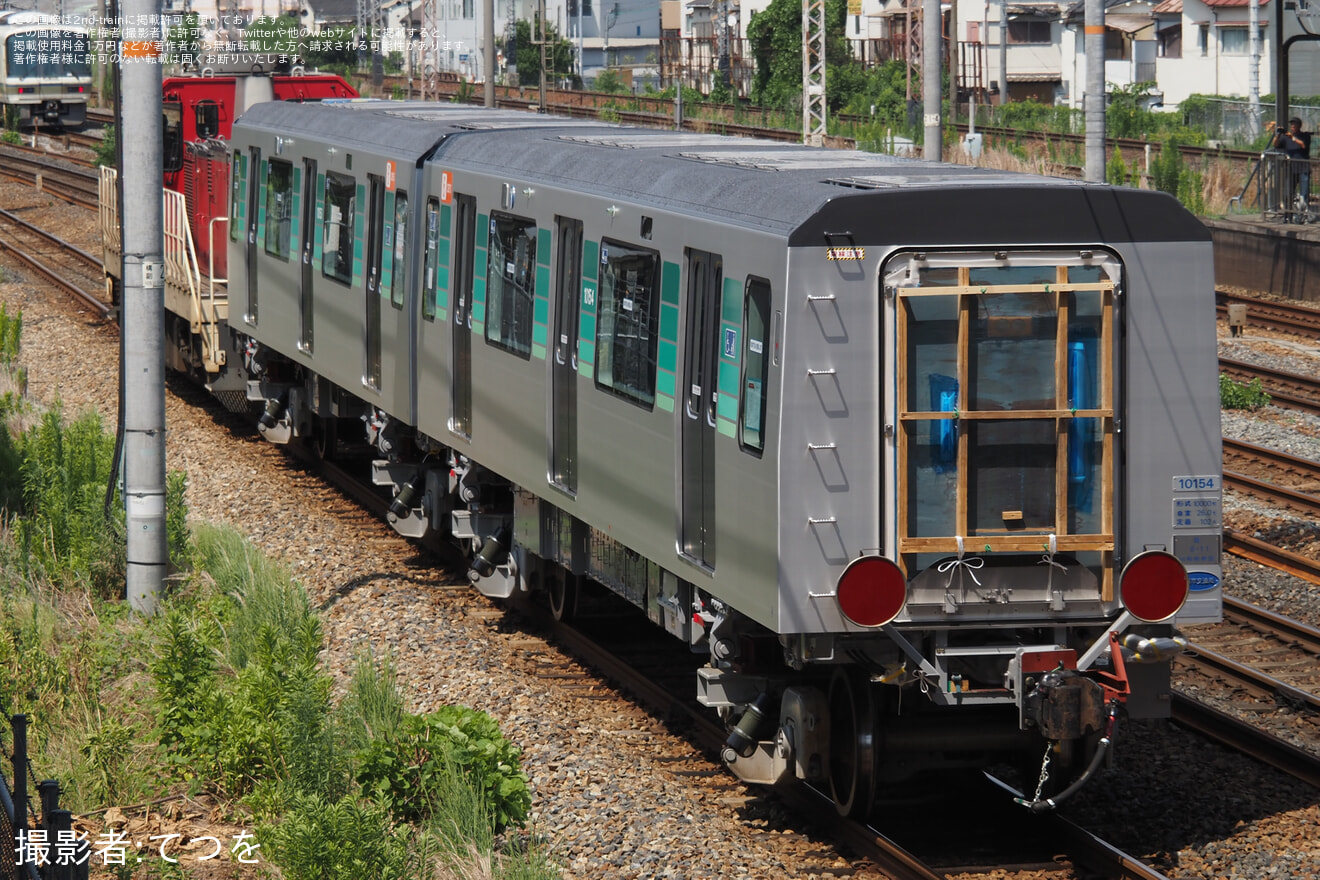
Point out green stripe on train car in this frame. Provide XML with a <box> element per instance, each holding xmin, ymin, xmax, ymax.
<box><xmin>352</xmin><ymin>183</ymin><xmax>366</xmax><ymax>288</ymax></box>
<box><xmin>380</xmin><ymin>191</ymin><xmax>395</xmax><ymax>298</ymax></box>
<box><xmin>312</xmin><ymin>173</ymin><xmax>325</xmax><ymax>263</ymax></box>
<box><xmin>255</xmin><ymin>160</ymin><xmax>268</xmax><ymax>247</ymax></box>
<box><xmin>578</xmin><ymin>239</ymin><xmax>600</xmax><ymax>369</ymax></box>
<box><xmin>721</xmin><ymin>276</ymin><xmax>742</xmax><ymax>324</ymax></box>
<box><xmin>662</xmin><ymin>260</ymin><xmax>680</xmax><ymax>307</ymax></box>
<box><xmin>437</xmin><ymin>203</ymin><xmax>452</xmax><ymax>317</ymax></box>
<box><xmin>658</xmin><ymin>305</ymin><xmax>678</xmax><ymax>372</ymax></box>
<box><xmin>290</xmin><ymin>167</ymin><xmax>301</xmax><ymax>248</ymax></box>
<box><xmin>472</xmin><ymin>213</ymin><xmax>489</xmax><ymax>332</ymax></box>
<box><xmin>533</xmin><ymin>265</ymin><xmax>550</xmax><ymax>348</ymax></box>
<box><xmin>657</xmin><ymin>395</ymin><xmax>674</xmax><ymax>413</ymax></box>
<box><xmin>656</xmin><ymin>368</ymin><xmax>675</xmax><ymax>398</ymax></box>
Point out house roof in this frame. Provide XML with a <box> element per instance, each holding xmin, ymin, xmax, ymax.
<box><xmin>1151</xmin><ymin>0</ymin><xmax>1181</xmax><ymax>12</ymax></box>
<box><xmin>1202</xmin><ymin>0</ymin><xmax>1270</xmax><ymax>7</ymax></box>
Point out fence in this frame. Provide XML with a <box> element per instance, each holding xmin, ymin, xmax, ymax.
<box><xmin>0</xmin><ymin>714</ymin><xmax>87</xmax><ymax>880</ymax></box>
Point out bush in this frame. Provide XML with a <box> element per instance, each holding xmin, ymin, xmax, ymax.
<box><xmin>261</xmin><ymin>792</ymin><xmax>412</xmax><ymax>880</ymax></box>
<box><xmin>356</xmin><ymin>705</ymin><xmax>532</xmax><ymax>830</ymax></box>
<box><xmin>1220</xmin><ymin>373</ymin><xmax>1271</xmax><ymax>409</ymax></box>
<box><xmin>1106</xmin><ymin>147</ymin><xmax>1129</xmax><ymax>187</ymax></box>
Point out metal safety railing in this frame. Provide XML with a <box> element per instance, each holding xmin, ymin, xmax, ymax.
<box><xmin>1230</xmin><ymin>151</ymin><xmax>1316</xmax><ymax>223</ymax></box>
<box><xmin>0</xmin><ymin>714</ymin><xmax>87</xmax><ymax>880</ymax></box>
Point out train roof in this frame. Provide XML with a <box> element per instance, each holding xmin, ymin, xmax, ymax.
<box><xmin>235</xmin><ymin>100</ymin><xmax>1210</xmax><ymax>247</ymax></box>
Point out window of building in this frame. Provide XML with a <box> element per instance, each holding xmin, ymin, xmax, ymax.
<box><xmin>390</xmin><ymin>191</ymin><xmax>409</xmax><ymax>309</ymax></box>
<box><xmin>1200</xmin><ymin>24</ymin><xmax>1210</xmax><ymax>56</ymax></box>
<box><xmin>322</xmin><ymin>171</ymin><xmax>355</xmax><ymax>285</ymax></box>
<box><xmin>1007</xmin><ymin>19</ymin><xmax>1050</xmax><ymax>44</ymax></box>
<box><xmin>485</xmin><ymin>211</ymin><xmax>538</xmax><ymax>358</ymax></box>
<box><xmin>739</xmin><ymin>277</ymin><xmax>771</xmax><ymax>454</ymax></box>
<box><xmin>1157</xmin><ymin>24</ymin><xmax>1181</xmax><ymax>58</ymax></box>
<box><xmin>595</xmin><ymin>240</ymin><xmax>660</xmax><ymax>407</ymax></box>
<box><xmin>1220</xmin><ymin>26</ymin><xmax>1248</xmax><ymax>55</ymax></box>
<box><xmin>264</xmin><ymin>159</ymin><xmax>294</xmax><ymax>260</ymax></box>
<box><xmin>423</xmin><ymin>198</ymin><xmax>441</xmax><ymax>322</ymax></box>
<box><xmin>888</xmin><ymin>252</ymin><xmax>1118</xmax><ymax>588</ymax></box>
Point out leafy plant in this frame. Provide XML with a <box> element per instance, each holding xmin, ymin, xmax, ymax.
<box><xmin>356</xmin><ymin>705</ymin><xmax>531</xmax><ymax>830</ymax></box>
<box><xmin>1106</xmin><ymin>147</ymin><xmax>1129</xmax><ymax>187</ymax></box>
<box><xmin>1220</xmin><ymin>373</ymin><xmax>1271</xmax><ymax>409</ymax></box>
<box><xmin>261</xmin><ymin>792</ymin><xmax>412</xmax><ymax>880</ymax></box>
<box><xmin>94</xmin><ymin>125</ymin><xmax>116</xmax><ymax>167</ymax></box>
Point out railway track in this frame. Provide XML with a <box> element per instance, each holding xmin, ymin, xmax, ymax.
<box><xmin>0</xmin><ymin>206</ymin><xmax>111</xmax><ymax>319</ymax></box>
<box><xmin>1218</xmin><ymin>290</ymin><xmax>1320</xmax><ymax>337</ymax></box>
<box><xmin>1219</xmin><ymin>356</ymin><xmax>1320</xmax><ymax>415</ymax></box>
<box><xmin>1222</xmin><ymin>436</ymin><xmax>1320</xmax><ymax>517</ymax></box>
<box><xmin>0</xmin><ymin>144</ymin><xmax>99</xmax><ymax>209</ymax></box>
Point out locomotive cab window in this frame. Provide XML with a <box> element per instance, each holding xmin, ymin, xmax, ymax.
<box><xmin>595</xmin><ymin>240</ymin><xmax>661</xmax><ymax>408</ymax></box>
<box><xmin>162</xmin><ymin>102</ymin><xmax>183</xmax><ymax>173</ymax></box>
<box><xmin>485</xmin><ymin>212</ymin><xmax>538</xmax><ymax>358</ymax></box>
<box><xmin>321</xmin><ymin>171</ymin><xmax>356</xmax><ymax>285</ymax></box>
<box><xmin>195</xmin><ymin>101</ymin><xmax>220</xmax><ymax>139</ymax></box>
<box><xmin>886</xmin><ymin>251</ymin><xmax>1118</xmax><ymax>592</ymax></box>
<box><xmin>739</xmin><ymin>277</ymin><xmax>772</xmax><ymax>454</ymax></box>
<box><xmin>264</xmin><ymin>159</ymin><xmax>294</xmax><ymax>260</ymax></box>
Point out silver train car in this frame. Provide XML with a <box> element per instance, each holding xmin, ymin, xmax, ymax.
<box><xmin>0</xmin><ymin>12</ymin><xmax>91</xmax><ymax>128</ymax></box>
<box><xmin>225</xmin><ymin>101</ymin><xmax>1223</xmax><ymax>814</ymax></box>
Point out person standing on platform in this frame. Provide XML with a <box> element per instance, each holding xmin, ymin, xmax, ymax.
<box><xmin>1273</xmin><ymin>117</ymin><xmax>1313</xmax><ymax>220</ymax></box>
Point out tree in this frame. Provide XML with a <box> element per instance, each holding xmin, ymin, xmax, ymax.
<box><xmin>747</xmin><ymin>0</ymin><xmax>862</xmax><ymax>111</ymax></box>
<box><xmin>514</xmin><ymin>19</ymin><xmax>580</xmax><ymax>88</ymax></box>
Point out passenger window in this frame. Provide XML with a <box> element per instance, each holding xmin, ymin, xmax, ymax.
<box><xmin>264</xmin><ymin>159</ymin><xmax>294</xmax><ymax>260</ymax></box>
<box><xmin>390</xmin><ymin>190</ymin><xmax>409</xmax><ymax>309</ymax></box>
<box><xmin>485</xmin><ymin>211</ymin><xmax>537</xmax><ymax>358</ymax></box>
<box><xmin>321</xmin><ymin>171</ymin><xmax>355</xmax><ymax>284</ymax></box>
<box><xmin>422</xmin><ymin>198</ymin><xmax>440</xmax><ymax>321</ymax></box>
<box><xmin>229</xmin><ymin>150</ymin><xmax>243</xmax><ymax>242</ymax></box>
<box><xmin>739</xmin><ymin>277</ymin><xmax>771</xmax><ymax>453</ymax></box>
<box><xmin>595</xmin><ymin>239</ymin><xmax>660</xmax><ymax>407</ymax></box>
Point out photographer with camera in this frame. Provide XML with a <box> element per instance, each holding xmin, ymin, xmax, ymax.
<box><xmin>1271</xmin><ymin>117</ymin><xmax>1312</xmax><ymax>220</ymax></box>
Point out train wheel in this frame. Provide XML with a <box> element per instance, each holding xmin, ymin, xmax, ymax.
<box><xmin>309</xmin><ymin>416</ymin><xmax>338</xmax><ymax>461</ymax></box>
<box><xmin>548</xmin><ymin>568</ymin><xmax>579</xmax><ymax>622</ymax></box>
<box><xmin>828</xmin><ymin>667</ymin><xmax>877</xmax><ymax>818</ymax></box>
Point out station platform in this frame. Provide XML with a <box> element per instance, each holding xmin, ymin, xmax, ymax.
<box><xmin>1204</xmin><ymin>214</ymin><xmax>1320</xmax><ymax>303</ymax></box>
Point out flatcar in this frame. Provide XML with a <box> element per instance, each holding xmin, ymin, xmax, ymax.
<box><xmin>99</xmin><ymin>70</ymin><xmax>357</xmax><ymax>408</ymax></box>
<box><xmin>217</xmin><ymin>100</ymin><xmax>1222</xmax><ymax>815</ymax></box>
<box><xmin>0</xmin><ymin>11</ymin><xmax>91</xmax><ymax>128</ymax></box>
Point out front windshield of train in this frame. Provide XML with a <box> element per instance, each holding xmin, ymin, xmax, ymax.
<box><xmin>5</xmin><ymin>30</ymin><xmax>92</xmax><ymax>79</ymax></box>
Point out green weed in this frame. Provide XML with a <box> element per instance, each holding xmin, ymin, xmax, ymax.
<box><xmin>1220</xmin><ymin>373</ymin><xmax>1271</xmax><ymax>409</ymax></box>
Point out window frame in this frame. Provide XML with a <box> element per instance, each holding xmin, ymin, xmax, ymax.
<box><xmin>321</xmin><ymin>170</ymin><xmax>356</xmax><ymax>286</ymax></box>
<box><xmin>594</xmin><ymin>237</ymin><xmax>662</xmax><ymax>409</ymax></box>
<box><xmin>264</xmin><ymin>158</ymin><xmax>295</xmax><ymax>260</ymax></box>
<box><xmin>484</xmin><ymin>210</ymin><xmax>539</xmax><ymax>359</ymax></box>
<box><xmin>738</xmin><ymin>276</ymin><xmax>772</xmax><ymax>456</ymax></box>
<box><xmin>888</xmin><ymin>251</ymin><xmax>1118</xmax><ymax>591</ymax></box>
<box><xmin>389</xmin><ymin>189</ymin><xmax>409</xmax><ymax>310</ymax></box>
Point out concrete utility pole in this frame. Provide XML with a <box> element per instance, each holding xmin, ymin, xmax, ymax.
<box><xmin>998</xmin><ymin>0</ymin><xmax>1007</xmax><ymax>107</ymax></box>
<box><xmin>120</xmin><ymin>0</ymin><xmax>166</xmax><ymax>614</ymax></box>
<box><xmin>922</xmin><ymin>0</ymin><xmax>940</xmax><ymax>159</ymax></box>
<box><xmin>484</xmin><ymin>0</ymin><xmax>495</xmax><ymax>105</ymax></box>
<box><xmin>948</xmin><ymin>0</ymin><xmax>957</xmax><ymax>126</ymax></box>
<box><xmin>802</xmin><ymin>0</ymin><xmax>826</xmax><ymax>146</ymax></box>
<box><xmin>1248</xmin><ymin>0</ymin><xmax>1260</xmax><ymax>139</ymax></box>
<box><xmin>1084</xmin><ymin>0</ymin><xmax>1104</xmax><ymax>181</ymax></box>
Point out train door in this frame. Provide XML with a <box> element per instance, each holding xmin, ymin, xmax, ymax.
<box><xmin>244</xmin><ymin>147</ymin><xmax>261</xmax><ymax>323</ymax></box>
<box><xmin>364</xmin><ymin>174</ymin><xmax>385</xmax><ymax>389</ymax></box>
<box><xmin>680</xmin><ymin>249</ymin><xmax>722</xmax><ymax>568</ymax></box>
<box><xmin>550</xmin><ymin>216</ymin><xmax>583</xmax><ymax>492</ymax></box>
<box><xmin>451</xmin><ymin>194</ymin><xmax>476</xmax><ymax>436</ymax></box>
<box><xmin>299</xmin><ymin>158</ymin><xmax>317</xmax><ymax>352</ymax></box>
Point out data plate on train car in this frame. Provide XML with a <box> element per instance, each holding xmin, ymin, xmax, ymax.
<box><xmin>1172</xmin><ymin>496</ymin><xmax>1221</xmax><ymax>529</ymax></box>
